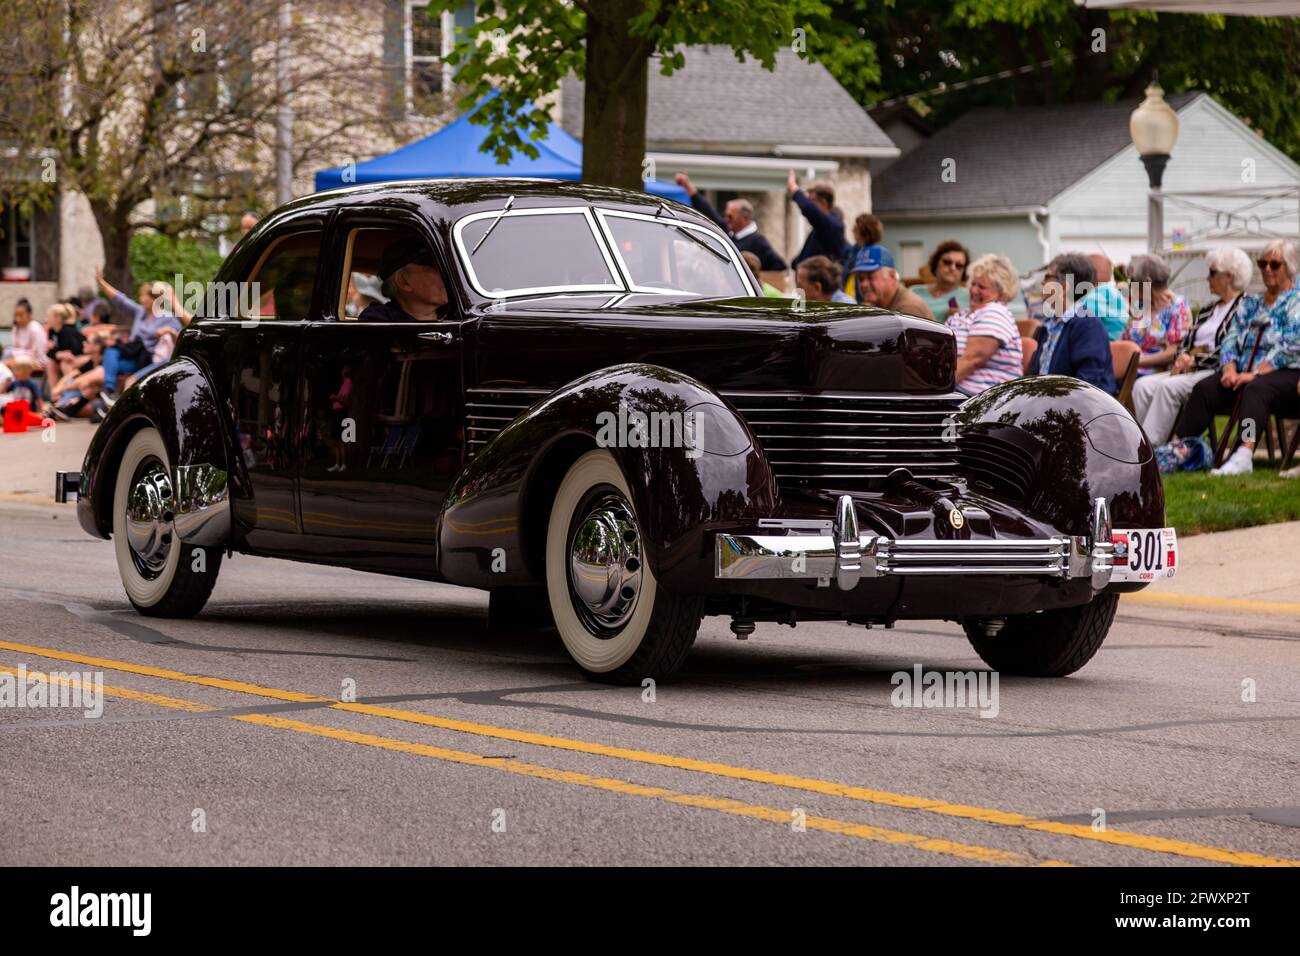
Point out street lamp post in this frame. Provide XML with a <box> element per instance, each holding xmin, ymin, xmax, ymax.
<box><xmin>1130</xmin><ymin>82</ymin><xmax>1180</xmax><ymax>254</ymax></box>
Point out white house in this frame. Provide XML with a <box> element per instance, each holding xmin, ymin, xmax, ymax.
<box><xmin>872</xmin><ymin>93</ymin><xmax>1300</xmax><ymax>292</ymax></box>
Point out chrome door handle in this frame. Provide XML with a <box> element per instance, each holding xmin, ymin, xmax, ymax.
<box><xmin>418</xmin><ymin>331</ymin><xmax>454</xmax><ymax>344</ymax></box>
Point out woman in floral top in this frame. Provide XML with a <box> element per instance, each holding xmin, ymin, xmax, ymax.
<box><xmin>1123</xmin><ymin>254</ymin><xmax>1190</xmax><ymax>375</ymax></box>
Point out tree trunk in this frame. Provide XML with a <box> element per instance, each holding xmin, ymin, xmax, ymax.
<box><xmin>93</xmin><ymin>202</ymin><xmax>135</xmax><ymax>293</ymax></box>
<box><xmin>581</xmin><ymin>0</ymin><xmax>650</xmax><ymax>190</ymax></box>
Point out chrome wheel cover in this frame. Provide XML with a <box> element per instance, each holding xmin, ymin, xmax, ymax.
<box><xmin>125</xmin><ymin>457</ymin><xmax>174</xmax><ymax>579</ymax></box>
<box><xmin>567</xmin><ymin>490</ymin><xmax>643</xmax><ymax>636</ymax></box>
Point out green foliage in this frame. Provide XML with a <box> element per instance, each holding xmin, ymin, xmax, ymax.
<box><xmin>129</xmin><ymin>233</ymin><xmax>225</xmax><ymax>290</ymax></box>
<box><xmin>823</xmin><ymin>0</ymin><xmax>1300</xmax><ymax>163</ymax></box>
<box><xmin>430</xmin><ymin>0</ymin><xmax>836</xmax><ymax>170</ymax></box>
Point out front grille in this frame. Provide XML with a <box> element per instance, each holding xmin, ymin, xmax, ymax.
<box><xmin>465</xmin><ymin>387</ymin><xmax>550</xmax><ymax>458</ymax></box>
<box><xmin>721</xmin><ymin>391</ymin><xmax>964</xmax><ymax>489</ymax></box>
<box><xmin>955</xmin><ymin>424</ymin><xmax>1041</xmax><ymax>503</ymax></box>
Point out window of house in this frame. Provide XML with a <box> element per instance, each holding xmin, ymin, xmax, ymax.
<box><xmin>0</xmin><ymin>202</ymin><xmax>34</xmax><ymax>272</ymax></box>
<box><xmin>899</xmin><ymin>241</ymin><xmax>925</xmax><ymax>281</ymax></box>
<box><xmin>408</xmin><ymin>2</ymin><xmax>451</xmax><ymax>115</ymax></box>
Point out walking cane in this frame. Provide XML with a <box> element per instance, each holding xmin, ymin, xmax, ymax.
<box><xmin>1213</xmin><ymin>319</ymin><xmax>1269</xmax><ymax>468</ymax></box>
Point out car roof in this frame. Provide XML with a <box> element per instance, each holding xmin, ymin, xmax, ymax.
<box><xmin>271</xmin><ymin>177</ymin><xmax>693</xmax><ymax>222</ymax></box>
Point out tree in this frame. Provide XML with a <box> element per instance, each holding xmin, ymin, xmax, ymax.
<box><xmin>821</xmin><ymin>0</ymin><xmax>1300</xmax><ymax>163</ymax></box>
<box><xmin>0</xmin><ymin>0</ymin><xmax>407</xmax><ymax>289</ymax></box>
<box><xmin>431</xmin><ymin>0</ymin><xmax>856</xmax><ymax>190</ymax></box>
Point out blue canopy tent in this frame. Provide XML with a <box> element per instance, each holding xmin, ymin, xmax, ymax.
<box><xmin>314</xmin><ymin>102</ymin><xmax>688</xmax><ymax>203</ymax></box>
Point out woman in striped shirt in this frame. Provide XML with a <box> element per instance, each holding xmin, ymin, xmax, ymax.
<box><xmin>947</xmin><ymin>254</ymin><xmax>1023</xmax><ymax>396</ymax></box>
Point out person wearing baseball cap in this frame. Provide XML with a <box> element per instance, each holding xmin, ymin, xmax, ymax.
<box><xmin>358</xmin><ymin>237</ymin><xmax>448</xmax><ymax>323</ymax></box>
<box><xmin>851</xmin><ymin>246</ymin><xmax>935</xmax><ymax>322</ymax></box>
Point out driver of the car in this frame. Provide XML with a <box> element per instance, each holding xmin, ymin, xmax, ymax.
<box><xmin>360</xmin><ymin>238</ymin><xmax>448</xmax><ymax>322</ymax></box>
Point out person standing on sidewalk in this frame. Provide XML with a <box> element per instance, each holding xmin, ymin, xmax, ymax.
<box><xmin>673</xmin><ymin>173</ymin><xmax>787</xmax><ymax>272</ymax></box>
<box><xmin>787</xmin><ymin>171</ymin><xmax>846</xmax><ymax>271</ymax></box>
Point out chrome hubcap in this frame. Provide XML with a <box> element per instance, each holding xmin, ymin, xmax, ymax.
<box><xmin>125</xmin><ymin>458</ymin><xmax>174</xmax><ymax>578</ymax></box>
<box><xmin>568</xmin><ymin>491</ymin><xmax>643</xmax><ymax>635</ymax></box>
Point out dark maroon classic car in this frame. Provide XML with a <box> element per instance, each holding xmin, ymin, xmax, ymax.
<box><xmin>56</xmin><ymin>178</ymin><xmax>1177</xmax><ymax>683</ymax></box>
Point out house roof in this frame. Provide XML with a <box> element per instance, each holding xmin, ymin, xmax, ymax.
<box><xmin>561</xmin><ymin>45</ymin><xmax>896</xmax><ymax>156</ymax></box>
<box><xmin>872</xmin><ymin>92</ymin><xmax>1199</xmax><ymax>215</ymax></box>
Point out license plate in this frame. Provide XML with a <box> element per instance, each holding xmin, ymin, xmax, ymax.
<box><xmin>1111</xmin><ymin>528</ymin><xmax>1178</xmax><ymax>582</ymax></box>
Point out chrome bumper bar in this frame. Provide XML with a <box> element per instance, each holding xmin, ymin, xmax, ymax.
<box><xmin>715</xmin><ymin>495</ymin><xmax>1115</xmax><ymax>591</ymax></box>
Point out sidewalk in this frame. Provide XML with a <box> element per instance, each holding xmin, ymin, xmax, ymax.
<box><xmin>0</xmin><ymin>420</ymin><xmax>95</xmax><ymax>502</ymax></box>
<box><xmin>1121</xmin><ymin>519</ymin><xmax>1300</xmax><ymax>615</ymax></box>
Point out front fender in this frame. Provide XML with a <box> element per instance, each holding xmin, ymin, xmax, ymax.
<box><xmin>439</xmin><ymin>364</ymin><xmax>778</xmax><ymax>589</ymax></box>
<box><xmin>955</xmin><ymin>375</ymin><xmax>1164</xmax><ymax>537</ymax></box>
<box><xmin>77</xmin><ymin>357</ymin><xmax>235</xmax><ymax>546</ymax></box>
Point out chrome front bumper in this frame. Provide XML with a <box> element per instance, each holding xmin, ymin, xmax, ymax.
<box><xmin>715</xmin><ymin>495</ymin><xmax>1115</xmax><ymax>591</ymax></box>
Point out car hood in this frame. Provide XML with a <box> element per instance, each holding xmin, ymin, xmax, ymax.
<box><xmin>475</xmin><ymin>296</ymin><xmax>957</xmax><ymax>393</ymax></box>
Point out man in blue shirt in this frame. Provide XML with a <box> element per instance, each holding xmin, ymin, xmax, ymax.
<box><xmin>1028</xmin><ymin>252</ymin><xmax>1116</xmax><ymax>394</ymax></box>
<box><xmin>787</xmin><ymin>171</ymin><xmax>846</xmax><ymax>270</ymax></box>
<box><xmin>1077</xmin><ymin>254</ymin><xmax>1130</xmax><ymax>341</ymax></box>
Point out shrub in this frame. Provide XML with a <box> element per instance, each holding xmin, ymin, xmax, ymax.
<box><xmin>129</xmin><ymin>233</ymin><xmax>226</xmax><ymax>290</ymax></box>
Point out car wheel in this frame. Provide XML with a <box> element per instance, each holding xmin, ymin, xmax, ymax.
<box><xmin>112</xmin><ymin>427</ymin><xmax>221</xmax><ymax>618</ymax></box>
<box><xmin>545</xmin><ymin>449</ymin><xmax>703</xmax><ymax>684</ymax></box>
<box><xmin>962</xmin><ymin>593</ymin><xmax>1119</xmax><ymax>677</ymax></box>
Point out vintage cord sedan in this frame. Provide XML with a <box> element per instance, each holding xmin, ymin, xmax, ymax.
<box><xmin>56</xmin><ymin>179</ymin><xmax>1177</xmax><ymax>683</ymax></box>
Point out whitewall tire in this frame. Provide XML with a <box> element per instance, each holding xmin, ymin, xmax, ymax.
<box><xmin>112</xmin><ymin>427</ymin><xmax>221</xmax><ymax>617</ymax></box>
<box><xmin>545</xmin><ymin>449</ymin><xmax>702</xmax><ymax>683</ymax></box>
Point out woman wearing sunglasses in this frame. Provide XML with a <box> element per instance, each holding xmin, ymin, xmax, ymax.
<box><xmin>1172</xmin><ymin>239</ymin><xmax>1300</xmax><ymax>476</ymax></box>
<box><xmin>909</xmin><ymin>240</ymin><xmax>970</xmax><ymax>321</ymax></box>
<box><xmin>1131</xmin><ymin>245</ymin><xmax>1251</xmax><ymax>445</ymax></box>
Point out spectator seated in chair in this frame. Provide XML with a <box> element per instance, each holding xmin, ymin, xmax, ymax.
<box><xmin>1171</xmin><ymin>239</ymin><xmax>1300</xmax><ymax>476</ymax></box>
<box><xmin>1131</xmin><ymin>245</ymin><xmax>1251</xmax><ymax>445</ymax></box>
<box><xmin>1123</xmin><ymin>254</ymin><xmax>1191</xmax><ymax>377</ymax></box>
<box><xmin>1</xmin><ymin>298</ymin><xmax>48</xmax><ymax>376</ymax></box>
<box><xmin>795</xmin><ymin>256</ymin><xmax>853</xmax><ymax>304</ymax></box>
<box><xmin>1026</xmin><ymin>252</ymin><xmax>1116</xmax><ymax>394</ymax></box>
<box><xmin>945</xmin><ymin>254</ymin><xmax>1022</xmax><ymax>396</ymax></box>
<box><xmin>93</xmin><ymin>267</ymin><xmax>183</xmax><ymax>400</ymax></box>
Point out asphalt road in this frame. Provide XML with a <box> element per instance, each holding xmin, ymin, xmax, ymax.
<box><xmin>2</xmin><ymin>499</ymin><xmax>1298</xmax><ymax>867</ymax></box>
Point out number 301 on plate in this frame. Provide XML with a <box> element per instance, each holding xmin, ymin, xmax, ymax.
<box><xmin>1111</xmin><ymin>528</ymin><xmax>1178</xmax><ymax>582</ymax></box>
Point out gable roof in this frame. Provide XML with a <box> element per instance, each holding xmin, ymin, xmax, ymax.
<box><xmin>561</xmin><ymin>45</ymin><xmax>896</xmax><ymax>156</ymax></box>
<box><xmin>872</xmin><ymin>92</ymin><xmax>1198</xmax><ymax>215</ymax></box>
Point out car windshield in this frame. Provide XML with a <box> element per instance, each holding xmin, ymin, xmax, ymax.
<box><xmin>457</xmin><ymin>210</ymin><xmax>621</xmax><ymax>297</ymax></box>
<box><xmin>600</xmin><ymin>212</ymin><xmax>750</xmax><ymax>298</ymax></box>
<box><xmin>454</xmin><ymin>205</ymin><xmax>751</xmax><ymax>302</ymax></box>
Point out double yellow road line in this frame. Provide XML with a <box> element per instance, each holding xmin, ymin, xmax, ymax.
<box><xmin>3</xmin><ymin>638</ymin><xmax>1296</xmax><ymax>867</ymax></box>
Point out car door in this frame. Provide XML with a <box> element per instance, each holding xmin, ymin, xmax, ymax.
<box><xmin>296</xmin><ymin>209</ymin><xmax>468</xmax><ymax>576</ymax></box>
<box><xmin>183</xmin><ymin>212</ymin><xmax>328</xmax><ymax>549</ymax></box>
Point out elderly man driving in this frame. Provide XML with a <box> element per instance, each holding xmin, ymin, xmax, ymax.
<box><xmin>360</xmin><ymin>238</ymin><xmax>448</xmax><ymax>323</ymax></box>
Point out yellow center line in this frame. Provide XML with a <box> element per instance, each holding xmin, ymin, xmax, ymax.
<box><xmin>3</xmin><ymin>638</ymin><xmax>1296</xmax><ymax>867</ymax></box>
<box><xmin>0</xmin><ymin>664</ymin><xmax>1049</xmax><ymax>866</ymax></box>
<box><xmin>1123</xmin><ymin>591</ymin><xmax>1300</xmax><ymax>618</ymax></box>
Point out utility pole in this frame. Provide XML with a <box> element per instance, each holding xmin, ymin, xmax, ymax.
<box><xmin>275</xmin><ymin>0</ymin><xmax>293</xmax><ymax>206</ymax></box>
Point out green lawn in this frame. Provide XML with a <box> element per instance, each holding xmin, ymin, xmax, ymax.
<box><xmin>1165</xmin><ymin>462</ymin><xmax>1300</xmax><ymax>535</ymax></box>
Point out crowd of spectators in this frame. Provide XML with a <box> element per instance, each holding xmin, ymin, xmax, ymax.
<box><xmin>1</xmin><ymin>213</ymin><xmax>262</xmax><ymax>425</ymax></box>
<box><xmin>676</xmin><ymin>169</ymin><xmax>1300</xmax><ymax>478</ymax></box>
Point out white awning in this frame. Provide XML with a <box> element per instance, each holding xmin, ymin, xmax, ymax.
<box><xmin>646</xmin><ymin>151</ymin><xmax>838</xmax><ymax>192</ymax></box>
<box><xmin>1076</xmin><ymin>0</ymin><xmax>1300</xmax><ymax>15</ymax></box>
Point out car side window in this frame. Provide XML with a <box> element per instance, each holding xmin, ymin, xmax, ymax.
<box><xmin>240</xmin><ymin>229</ymin><xmax>324</xmax><ymax>321</ymax></box>
<box><xmin>334</xmin><ymin>224</ymin><xmax>444</xmax><ymax>322</ymax></box>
